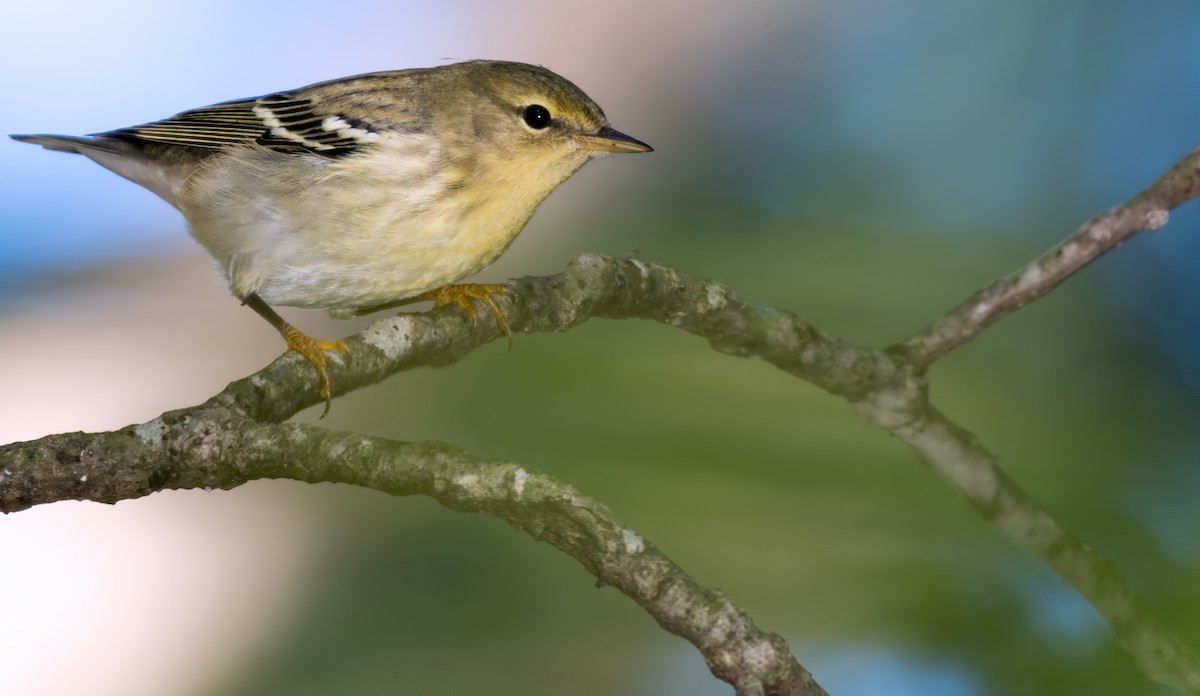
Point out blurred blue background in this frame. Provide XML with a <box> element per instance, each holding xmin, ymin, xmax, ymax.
<box><xmin>2</xmin><ymin>1</ymin><xmax>1199</xmax><ymax>695</ymax></box>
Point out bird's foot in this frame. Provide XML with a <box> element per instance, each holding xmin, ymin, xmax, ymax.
<box><xmin>419</xmin><ymin>283</ymin><xmax>513</xmax><ymax>347</ymax></box>
<box><xmin>282</xmin><ymin>326</ymin><xmax>349</xmax><ymax>417</ymax></box>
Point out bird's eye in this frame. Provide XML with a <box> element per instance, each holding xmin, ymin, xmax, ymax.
<box><xmin>523</xmin><ymin>104</ymin><xmax>551</xmax><ymax>130</ymax></box>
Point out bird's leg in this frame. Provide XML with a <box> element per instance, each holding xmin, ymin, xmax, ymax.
<box><xmin>243</xmin><ymin>293</ymin><xmax>349</xmax><ymax>416</ymax></box>
<box><xmin>353</xmin><ymin>283</ymin><xmax>514</xmax><ymax>348</ymax></box>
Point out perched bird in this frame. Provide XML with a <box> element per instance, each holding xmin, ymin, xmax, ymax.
<box><xmin>12</xmin><ymin>60</ymin><xmax>651</xmax><ymax>414</ymax></box>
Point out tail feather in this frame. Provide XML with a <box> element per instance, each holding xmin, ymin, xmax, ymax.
<box><xmin>11</xmin><ymin>133</ymin><xmax>131</xmax><ymax>156</ymax></box>
<box><xmin>10</xmin><ymin>133</ymin><xmax>179</xmax><ymax>207</ymax></box>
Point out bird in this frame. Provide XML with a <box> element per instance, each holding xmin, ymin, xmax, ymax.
<box><xmin>12</xmin><ymin>60</ymin><xmax>652</xmax><ymax>415</ymax></box>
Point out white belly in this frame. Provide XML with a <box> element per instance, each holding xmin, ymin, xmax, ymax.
<box><xmin>176</xmin><ymin>138</ymin><xmax>547</xmax><ymax>309</ymax></box>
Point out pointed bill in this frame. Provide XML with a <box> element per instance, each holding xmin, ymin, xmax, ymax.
<box><xmin>575</xmin><ymin>126</ymin><xmax>653</xmax><ymax>153</ymax></box>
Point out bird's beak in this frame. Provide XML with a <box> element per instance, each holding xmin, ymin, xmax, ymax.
<box><xmin>576</xmin><ymin>126</ymin><xmax>653</xmax><ymax>154</ymax></box>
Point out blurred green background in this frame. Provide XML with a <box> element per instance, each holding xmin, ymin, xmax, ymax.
<box><xmin>2</xmin><ymin>2</ymin><xmax>1199</xmax><ymax>695</ymax></box>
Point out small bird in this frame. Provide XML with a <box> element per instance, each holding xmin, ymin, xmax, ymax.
<box><xmin>12</xmin><ymin>60</ymin><xmax>651</xmax><ymax>414</ymax></box>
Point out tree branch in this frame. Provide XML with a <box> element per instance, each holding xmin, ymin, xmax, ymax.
<box><xmin>5</xmin><ymin>141</ymin><xmax>1200</xmax><ymax>693</ymax></box>
<box><xmin>853</xmin><ymin>390</ymin><xmax>1200</xmax><ymax>693</ymax></box>
<box><xmin>891</xmin><ymin>144</ymin><xmax>1200</xmax><ymax>367</ymax></box>
<box><xmin>0</xmin><ymin>413</ymin><xmax>826</xmax><ymax>696</ymax></box>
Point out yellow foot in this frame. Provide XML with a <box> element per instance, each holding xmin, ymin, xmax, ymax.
<box><xmin>419</xmin><ymin>283</ymin><xmax>514</xmax><ymax>347</ymax></box>
<box><xmin>282</xmin><ymin>326</ymin><xmax>349</xmax><ymax>417</ymax></box>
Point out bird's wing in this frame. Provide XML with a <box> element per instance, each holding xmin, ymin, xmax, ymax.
<box><xmin>101</xmin><ymin>92</ymin><xmax>383</xmax><ymax>158</ymax></box>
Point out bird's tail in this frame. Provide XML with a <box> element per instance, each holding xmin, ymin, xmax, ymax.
<box><xmin>11</xmin><ymin>133</ymin><xmax>180</xmax><ymax>207</ymax></box>
<box><xmin>11</xmin><ymin>133</ymin><xmax>131</xmax><ymax>156</ymax></box>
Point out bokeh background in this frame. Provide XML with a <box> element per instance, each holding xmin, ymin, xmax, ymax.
<box><xmin>3</xmin><ymin>1</ymin><xmax>1199</xmax><ymax>694</ymax></box>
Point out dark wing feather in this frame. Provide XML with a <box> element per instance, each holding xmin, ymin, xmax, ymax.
<box><xmin>98</xmin><ymin>92</ymin><xmax>381</xmax><ymax>158</ymax></box>
<box><xmin>252</xmin><ymin>93</ymin><xmax>380</xmax><ymax>156</ymax></box>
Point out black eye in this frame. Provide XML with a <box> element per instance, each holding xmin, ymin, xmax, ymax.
<box><xmin>523</xmin><ymin>104</ymin><xmax>551</xmax><ymax>130</ymax></box>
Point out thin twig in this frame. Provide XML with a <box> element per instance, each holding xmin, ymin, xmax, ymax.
<box><xmin>891</xmin><ymin>145</ymin><xmax>1200</xmax><ymax>367</ymax></box>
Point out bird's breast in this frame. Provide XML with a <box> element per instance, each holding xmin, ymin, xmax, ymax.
<box><xmin>178</xmin><ymin>138</ymin><xmax>549</xmax><ymax>309</ymax></box>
